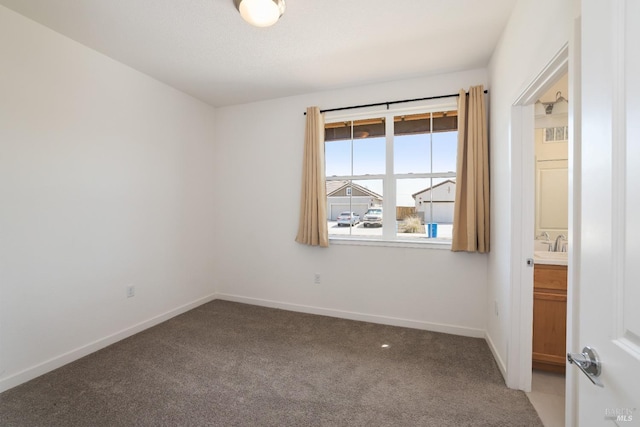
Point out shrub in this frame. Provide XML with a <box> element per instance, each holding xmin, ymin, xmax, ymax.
<box><xmin>400</xmin><ymin>216</ymin><xmax>422</xmax><ymax>233</ymax></box>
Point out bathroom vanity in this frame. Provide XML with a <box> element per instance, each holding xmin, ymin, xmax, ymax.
<box><xmin>532</xmin><ymin>253</ymin><xmax>567</xmax><ymax>373</ymax></box>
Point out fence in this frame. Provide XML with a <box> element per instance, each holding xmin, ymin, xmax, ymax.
<box><xmin>396</xmin><ymin>206</ymin><xmax>417</xmax><ymax>221</ymax></box>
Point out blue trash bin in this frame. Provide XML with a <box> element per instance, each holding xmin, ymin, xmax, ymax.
<box><xmin>427</xmin><ymin>223</ymin><xmax>438</xmax><ymax>238</ymax></box>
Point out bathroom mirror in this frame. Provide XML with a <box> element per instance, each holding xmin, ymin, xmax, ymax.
<box><xmin>534</xmin><ymin>73</ymin><xmax>568</xmax><ymax>244</ymax></box>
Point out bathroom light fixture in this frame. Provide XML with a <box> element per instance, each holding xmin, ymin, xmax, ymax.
<box><xmin>535</xmin><ymin>91</ymin><xmax>568</xmax><ymax>129</ymax></box>
<box><xmin>551</xmin><ymin>92</ymin><xmax>568</xmax><ymax>115</ymax></box>
<box><xmin>236</xmin><ymin>0</ymin><xmax>285</xmax><ymax>27</ymax></box>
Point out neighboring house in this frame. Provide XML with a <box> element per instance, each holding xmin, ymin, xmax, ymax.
<box><xmin>326</xmin><ymin>181</ymin><xmax>383</xmax><ymax>221</ymax></box>
<box><xmin>412</xmin><ymin>180</ymin><xmax>456</xmax><ymax>224</ymax></box>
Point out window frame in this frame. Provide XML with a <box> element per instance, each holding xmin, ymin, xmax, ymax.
<box><xmin>324</xmin><ymin>101</ymin><xmax>458</xmax><ymax>248</ymax></box>
<box><xmin>543</xmin><ymin>125</ymin><xmax>569</xmax><ymax>143</ymax></box>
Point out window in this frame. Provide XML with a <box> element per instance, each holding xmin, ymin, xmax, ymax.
<box><xmin>324</xmin><ymin>104</ymin><xmax>458</xmax><ymax>244</ymax></box>
<box><xmin>543</xmin><ymin>126</ymin><xmax>568</xmax><ymax>143</ymax></box>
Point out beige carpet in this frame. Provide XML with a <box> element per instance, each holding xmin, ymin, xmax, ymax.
<box><xmin>0</xmin><ymin>300</ymin><xmax>542</xmax><ymax>426</ymax></box>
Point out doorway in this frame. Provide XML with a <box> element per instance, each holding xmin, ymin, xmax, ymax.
<box><xmin>506</xmin><ymin>44</ymin><xmax>569</xmax><ymax>394</ymax></box>
<box><xmin>528</xmin><ymin>73</ymin><xmax>569</xmax><ymax>427</ymax></box>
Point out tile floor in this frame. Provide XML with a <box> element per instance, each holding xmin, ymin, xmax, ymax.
<box><xmin>526</xmin><ymin>370</ymin><xmax>566</xmax><ymax>427</ymax></box>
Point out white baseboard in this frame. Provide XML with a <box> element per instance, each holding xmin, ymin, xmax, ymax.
<box><xmin>216</xmin><ymin>293</ymin><xmax>485</xmax><ymax>338</ymax></box>
<box><xmin>0</xmin><ymin>293</ymin><xmax>217</xmax><ymax>393</ymax></box>
<box><xmin>485</xmin><ymin>331</ymin><xmax>507</xmax><ymax>381</ymax></box>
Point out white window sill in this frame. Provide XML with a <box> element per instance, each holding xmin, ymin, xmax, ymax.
<box><xmin>329</xmin><ymin>237</ymin><xmax>452</xmax><ymax>250</ymax></box>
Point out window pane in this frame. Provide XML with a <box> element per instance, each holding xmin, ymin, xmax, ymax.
<box><xmin>396</xmin><ymin>178</ymin><xmax>428</xmax><ymax>240</ymax></box>
<box><xmin>397</xmin><ymin>178</ymin><xmax>455</xmax><ymax>240</ymax></box>
<box><xmin>350</xmin><ymin>179</ymin><xmax>383</xmax><ymax>238</ymax></box>
<box><xmin>353</xmin><ymin>136</ymin><xmax>385</xmax><ymax>175</ymax></box>
<box><xmin>394</xmin><ymin>133</ymin><xmax>430</xmax><ymax>174</ymax></box>
<box><xmin>396</xmin><ymin>177</ymin><xmax>427</xmax><ymax>209</ymax></box>
<box><xmin>432</xmin><ymin>131</ymin><xmax>458</xmax><ymax>173</ymax></box>
<box><xmin>545</xmin><ymin>128</ymin><xmax>554</xmax><ymax>142</ymax></box>
<box><xmin>394</xmin><ymin>113</ymin><xmax>430</xmax><ymax>174</ymax></box>
<box><xmin>327</xmin><ymin>179</ymin><xmax>383</xmax><ymax>238</ymax></box>
<box><xmin>325</xmin><ymin>138</ymin><xmax>352</xmax><ymax>177</ymax></box>
<box><xmin>556</xmin><ymin>126</ymin><xmax>568</xmax><ymax>140</ymax></box>
<box><xmin>352</xmin><ymin>117</ymin><xmax>385</xmax><ymax>176</ymax></box>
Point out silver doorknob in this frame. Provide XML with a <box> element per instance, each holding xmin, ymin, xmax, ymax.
<box><xmin>567</xmin><ymin>346</ymin><xmax>604</xmax><ymax>388</ymax></box>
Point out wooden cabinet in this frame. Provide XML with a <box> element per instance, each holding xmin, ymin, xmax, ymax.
<box><xmin>532</xmin><ymin>264</ymin><xmax>567</xmax><ymax>373</ymax></box>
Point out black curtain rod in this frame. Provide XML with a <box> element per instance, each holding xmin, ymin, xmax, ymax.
<box><xmin>303</xmin><ymin>89</ymin><xmax>488</xmax><ymax>115</ymax></box>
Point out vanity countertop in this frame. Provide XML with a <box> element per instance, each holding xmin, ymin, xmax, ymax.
<box><xmin>534</xmin><ymin>251</ymin><xmax>568</xmax><ymax>266</ymax></box>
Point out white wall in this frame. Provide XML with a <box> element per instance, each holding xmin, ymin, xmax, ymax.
<box><xmin>213</xmin><ymin>69</ymin><xmax>489</xmax><ymax>337</ymax></box>
<box><xmin>487</xmin><ymin>0</ymin><xmax>572</xmax><ymax>374</ymax></box>
<box><xmin>0</xmin><ymin>6</ymin><xmax>217</xmax><ymax>391</ymax></box>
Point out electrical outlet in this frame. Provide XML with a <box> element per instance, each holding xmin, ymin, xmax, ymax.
<box><xmin>126</xmin><ymin>285</ymin><xmax>135</xmax><ymax>298</ymax></box>
<box><xmin>314</xmin><ymin>273</ymin><xmax>321</xmax><ymax>284</ymax></box>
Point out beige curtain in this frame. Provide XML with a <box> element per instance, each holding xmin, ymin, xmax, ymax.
<box><xmin>452</xmin><ymin>86</ymin><xmax>490</xmax><ymax>253</ymax></box>
<box><xmin>295</xmin><ymin>107</ymin><xmax>329</xmax><ymax>247</ymax></box>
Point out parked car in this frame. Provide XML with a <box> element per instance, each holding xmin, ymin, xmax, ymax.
<box><xmin>362</xmin><ymin>208</ymin><xmax>383</xmax><ymax>227</ymax></box>
<box><xmin>337</xmin><ymin>211</ymin><xmax>360</xmax><ymax>226</ymax></box>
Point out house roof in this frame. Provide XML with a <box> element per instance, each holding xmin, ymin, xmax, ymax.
<box><xmin>411</xmin><ymin>179</ymin><xmax>456</xmax><ymax>199</ymax></box>
<box><xmin>0</xmin><ymin>1</ymin><xmax>517</xmax><ymax>107</ymax></box>
<box><xmin>326</xmin><ymin>180</ymin><xmax>382</xmax><ymax>200</ymax></box>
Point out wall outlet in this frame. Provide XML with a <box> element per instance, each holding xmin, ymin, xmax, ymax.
<box><xmin>313</xmin><ymin>273</ymin><xmax>321</xmax><ymax>284</ymax></box>
<box><xmin>126</xmin><ymin>285</ymin><xmax>135</xmax><ymax>298</ymax></box>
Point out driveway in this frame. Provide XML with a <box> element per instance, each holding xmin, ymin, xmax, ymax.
<box><xmin>328</xmin><ymin>221</ymin><xmax>453</xmax><ymax>239</ymax></box>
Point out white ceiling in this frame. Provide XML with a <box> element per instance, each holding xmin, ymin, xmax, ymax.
<box><xmin>0</xmin><ymin>0</ymin><xmax>517</xmax><ymax>107</ymax></box>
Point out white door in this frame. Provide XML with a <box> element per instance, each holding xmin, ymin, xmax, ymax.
<box><xmin>576</xmin><ymin>0</ymin><xmax>640</xmax><ymax>424</ymax></box>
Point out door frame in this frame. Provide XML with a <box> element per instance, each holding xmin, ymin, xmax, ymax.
<box><xmin>507</xmin><ymin>44</ymin><xmax>570</xmax><ymax>393</ymax></box>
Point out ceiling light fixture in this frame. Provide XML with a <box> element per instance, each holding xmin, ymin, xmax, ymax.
<box><xmin>236</xmin><ymin>0</ymin><xmax>286</xmax><ymax>27</ymax></box>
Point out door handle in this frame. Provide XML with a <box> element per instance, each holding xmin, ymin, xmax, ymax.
<box><xmin>567</xmin><ymin>346</ymin><xmax>604</xmax><ymax>388</ymax></box>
